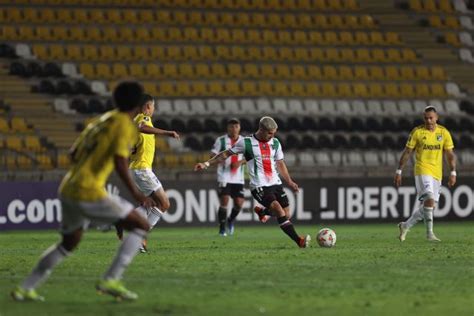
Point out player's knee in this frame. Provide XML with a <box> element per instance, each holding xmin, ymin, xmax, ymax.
<box><xmin>161</xmin><ymin>199</ymin><xmax>170</xmax><ymax>211</ymax></box>
<box><xmin>423</xmin><ymin>197</ymin><xmax>435</xmax><ymax>208</ymax></box>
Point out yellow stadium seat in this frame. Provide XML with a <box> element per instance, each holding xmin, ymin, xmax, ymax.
<box><xmin>424</xmin><ymin>0</ymin><xmax>438</xmax><ymax>12</ymax></box>
<box><xmin>175</xmin><ymin>81</ymin><xmax>192</xmax><ymax>96</ymax></box>
<box><xmin>24</xmin><ymin>8</ymin><xmax>40</xmax><ymax>23</ymax></box>
<box><xmin>192</xmin><ymin>81</ymin><xmax>209</xmax><ymax>96</ymax></box>
<box><xmin>260</xmin><ymin>64</ymin><xmax>276</xmax><ymax>79</ymax></box>
<box><xmin>340</xmin><ymin>49</ymin><xmax>355</xmax><ymax>62</ymax></box>
<box><xmin>289</xmin><ymin>82</ymin><xmax>306</xmax><ymax>96</ymax></box>
<box><xmin>0</xmin><ymin>118</ymin><xmax>9</xmax><ymax>133</ymax></box>
<box><xmin>142</xmin><ymin>82</ymin><xmax>158</xmax><ymax>95</ymax></box>
<box><xmin>32</xmin><ymin>45</ymin><xmax>48</xmax><ymax>59</ymax></box>
<box><xmin>149</xmin><ymin>46</ymin><xmax>166</xmax><ymax>60</ymax></box>
<box><xmin>85</xmin><ymin>28</ymin><xmax>102</xmax><ymax>41</ymax></box>
<box><xmin>210</xmin><ymin>63</ymin><xmax>226</xmax><ymax>78</ymax></box>
<box><xmin>79</xmin><ymin>63</ymin><xmax>95</xmax><ymax>78</ymax></box>
<box><xmin>337</xmin><ymin>83</ymin><xmax>352</xmax><ymax>97</ymax></box>
<box><xmin>353</xmin><ymin>83</ymin><xmax>369</xmax><ymax>98</ymax></box>
<box><xmin>305</xmin><ymin>83</ymin><xmax>321</xmax><ymax>97</ymax></box>
<box><xmin>402</xmin><ymin>49</ymin><xmax>418</xmax><ymax>62</ymax></box>
<box><xmin>385</xmin><ymin>66</ymin><xmax>400</xmax><ymax>80</ymax></box>
<box><xmin>445</xmin><ymin>16</ymin><xmax>460</xmax><ymax>29</ymax></box>
<box><xmin>439</xmin><ymin>0</ymin><xmax>454</xmax><ymax>13</ymax></box>
<box><xmin>387</xmin><ymin>49</ymin><xmax>402</xmax><ymax>62</ymax></box>
<box><xmin>36</xmin><ymin>26</ymin><xmax>52</xmax><ymax>41</ymax></box>
<box><xmin>209</xmin><ymin>81</ymin><xmax>224</xmax><ymax>95</ymax></box>
<box><xmin>415</xmin><ymin>83</ymin><xmax>430</xmax><ymax>97</ymax></box>
<box><xmin>262</xmin><ymin>30</ymin><xmax>277</xmax><ymax>44</ymax></box>
<box><xmin>307</xmin><ymin>65</ymin><xmax>322</xmax><ymax>79</ymax></box>
<box><xmin>430</xmin><ymin>83</ymin><xmax>446</xmax><ymax>97</ymax></box>
<box><xmin>328</xmin><ymin>0</ymin><xmax>344</xmax><ymax>10</ymax></box>
<box><xmin>324</xmin><ymin>31</ymin><xmax>339</xmax><ymax>45</ymax></box>
<box><xmin>99</xmin><ymin>45</ymin><xmax>115</xmax><ymax>60</ymax></box>
<box><xmin>339</xmin><ymin>66</ymin><xmax>353</xmax><ymax>80</ymax></box>
<box><xmin>195</xmin><ymin>63</ymin><xmax>211</xmax><ymax>78</ymax></box>
<box><xmin>135</xmin><ymin>28</ymin><xmax>150</xmax><ymax>42</ymax></box>
<box><xmin>58</xmin><ymin>153</ymin><xmax>71</xmax><ymax>169</ymax></box>
<box><xmin>226</xmin><ymin>63</ymin><xmax>241</xmax><ymax>78</ymax></box>
<box><xmin>241</xmin><ymin>81</ymin><xmax>258</xmax><ymax>95</ymax></box>
<box><xmin>116</xmin><ymin>46</ymin><xmax>132</xmax><ymax>61</ymax></box>
<box><xmin>308</xmin><ymin>31</ymin><xmax>323</xmax><ymax>44</ymax></box>
<box><xmin>279</xmin><ymin>47</ymin><xmax>293</xmax><ymax>60</ymax></box>
<box><xmin>313</xmin><ymin>15</ymin><xmax>329</xmax><ymax>28</ymax></box>
<box><xmin>123</xmin><ymin>10</ymin><xmax>138</xmax><ymax>23</ymax></box>
<box><xmin>369</xmin><ymin>32</ymin><xmax>385</xmax><ymax>45</ymax></box>
<box><xmin>368</xmin><ymin>83</ymin><xmax>384</xmax><ymax>97</ymax></box>
<box><xmin>400</xmin><ymin>66</ymin><xmax>415</xmax><ymax>80</ymax></box>
<box><xmin>278</xmin><ymin>31</ymin><xmax>293</xmax><ymax>45</ymax></box>
<box><xmin>430</xmin><ymin>66</ymin><xmax>446</xmax><ymax>80</ymax></box>
<box><xmin>321</xmin><ymin>83</ymin><xmax>336</xmax><ymax>97</ymax></box>
<box><xmin>11</xmin><ymin>118</ymin><xmax>29</xmax><ymax>132</ymax></box>
<box><xmin>409</xmin><ymin>0</ymin><xmax>423</xmax><ymax>11</ymax></box>
<box><xmin>162</xmin><ymin>63</ymin><xmax>178</xmax><ymax>78</ymax></box>
<box><xmin>197</xmin><ymin>46</ymin><xmax>213</xmax><ymax>60</ymax></box>
<box><xmin>329</xmin><ymin>15</ymin><xmax>345</xmax><ymax>28</ymax></box>
<box><xmin>282</xmin><ymin>14</ymin><xmax>298</xmax><ymax>28</ymax></box>
<box><xmin>258</xmin><ymin>81</ymin><xmax>273</xmax><ymax>95</ymax></box>
<box><xmin>229</xmin><ymin>45</ymin><xmax>246</xmax><ymax>60</ymax></box>
<box><xmin>6</xmin><ymin>136</ymin><xmax>23</xmax><ymax>150</ymax></box>
<box><xmin>384</xmin><ymin>83</ymin><xmax>400</xmax><ymax>97</ymax></box>
<box><xmin>65</xmin><ymin>45</ymin><xmax>82</xmax><ymax>60</ymax></box>
<box><xmin>444</xmin><ymin>33</ymin><xmax>460</xmax><ymax>46</ymax></box>
<box><xmin>72</xmin><ymin>9</ymin><xmax>88</xmax><ymax>23</ymax></box>
<box><xmin>112</xmin><ymin>63</ymin><xmax>128</xmax><ymax>77</ymax></box>
<box><xmin>56</xmin><ymin>9</ymin><xmax>72</xmax><ymax>23</ymax></box>
<box><xmin>243</xmin><ymin>64</ymin><xmax>259</xmax><ymax>78</ymax></box>
<box><xmin>322</xmin><ymin>65</ymin><xmax>338</xmax><ymax>80</ymax></box>
<box><xmin>355</xmin><ymin>48</ymin><xmax>371</xmax><ymax>62</ymax></box>
<box><xmin>223</xmin><ymin>81</ymin><xmax>240</xmax><ymax>96</ymax></box>
<box><xmin>275</xmin><ymin>64</ymin><xmax>291</xmax><ymax>78</ymax></box>
<box><xmin>146</xmin><ymin>64</ymin><xmax>162</xmax><ymax>78</ymax></box>
<box><xmin>291</xmin><ymin>65</ymin><xmax>307</xmax><ymax>80</ymax></box>
<box><xmin>7</xmin><ymin>8</ymin><xmax>22</xmax><ymax>22</ymax></box>
<box><xmin>25</xmin><ymin>136</ymin><xmax>42</xmax><ymax>152</ymax></box>
<box><xmin>294</xmin><ymin>47</ymin><xmax>310</xmax><ymax>61</ymax></box>
<box><xmin>167</xmin><ymin>46</ymin><xmax>183</xmax><ymax>60</ymax></box>
<box><xmin>133</xmin><ymin>46</ymin><xmax>149</xmax><ymax>61</ymax></box>
<box><xmin>96</xmin><ymin>63</ymin><xmax>113</xmax><ymax>79</ymax></box>
<box><xmin>429</xmin><ymin>15</ymin><xmax>443</xmax><ymax>28</ymax></box>
<box><xmin>150</xmin><ymin>28</ymin><xmax>167</xmax><ymax>41</ymax></box>
<box><xmin>103</xmin><ymin>27</ymin><xmax>119</xmax><ymax>41</ymax></box>
<box><xmin>70</xmin><ymin>27</ymin><xmax>85</xmax><ymax>41</ymax></box>
<box><xmin>183</xmin><ymin>45</ymin><xmax>199</xmax><ymax>60</ymax></box>
<box><xmin>52</xmin><ymin>27</ymin><xmax>69</xmax><ymax>41</ymax></box>
<box><xmin>400</xmin><ymin>83</ymin><xmax>415</xmax><ymax>97</ymax></box>
<box><xmin>262</xmin><ymin>47</ymin><xmax>278</xmax><ymax>60</ymax></box>
<box><xmin>360</xmin><ymin>15</ymin><xmax>375</xmax><ymax>28</ymax></box>
<box><xmin>17</xmin><ymin>155</ymin><xmax>33</xmax><ymax>169</ymax></box>
<box><xmin>49</xmin><ymin>44</ymin><xmax>65</xmax><ymax>60</ymax></box>
<box><xmin>137</xmin><ymin>10</ymin><xmax>155</xmax><ymax>23</ymax></box>
<box><xmin>368</xmin><ymin>66</ymin><xmax>384</xmax><ymax>80</ymax></box>
<box><xmin>371</xmin><ymin>49</ymin><xmax>386</xmax><ymax>62</ymax></box>
<box><xmin>37</xmin><ymin>154</ymin><xmax>53</xmax><ymax>170</ymax></box>
<box><xmin>309</xmin><ymin>48</ymin><xmax>325</xmax><ymax>61</ymax></box>
<box><xmin>293</xmin><ymin>31</ymin><xmax>308</xmax><ymax>45</ymax></box>
<box><xmin>83</xmin><ymin>45</ymin><xmax>98</xmax><ymax>60</ymax></box>
<box><xmin>385</xmin><ymin>32</ymin><xmax>402</xmax><ymax>44</ymax></box>
<box><xmin>355</xmin><ymin>32</ymin><xmax>370</xmax><ymax>45</ymax></box>
<box><xmin>273</xmin><ymin>82</ymin><xmax>289</xmax><ymax>96</ymax></box>
<box><xmin>215</xmin><ymin>45</ymin><xmax>230</xmax><ymax>60</ymax></box>
<box><xmin>415</xmin><ymin>66</ymin><xmax>430</xmax><ymax>80</ymax></box>
<box><xmin>160</xmin><ymin>81</ymin><xmax>177</xmax><ymax>96</ymax></box>
<box><xmin>325</xmin><ymin>48</ymin><xmax>340</xmax><ymax>62</ymax></box>
<box><xmin>106</xmin><ymin>9</ymin><xmax>122</xmax><ymax>23</ymax></box>
<box><xmin>354</xmin><ymin>66</ymin><xmax>369</xmax><ymax>80</ymax></box>
<box><xmin>339</xmin><ymin>32</ymin><xmax>354</xmax><ymax>45</ymax></box>
<box><xmin>129</xmin><ymin>63</ymin><xmax>144</xmax><ymax>78</ymax></box>
<box><xmin>179</xmin><ymin>63</ymin><xmax>195</xmax><ymax>78</ymax></box>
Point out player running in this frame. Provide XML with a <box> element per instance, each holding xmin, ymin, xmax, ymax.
<box><xmin>195</xmin><ymin>116</ymin><xmax>310</xmax><ymax>248</ymax></box>
<box><xmin>11</xmin><ymin>82</ymin><xmax>155</xmax><ymax>302</ymax></box>
<box><xmin>210</xmin><ymin>118</ymin><xmax>246</xmax><ymax>236</ymax></box>
<box><xmin>394</xmin><ymin>105</ymin><xmax>457</xmax><ymax>242</ymax></box>
<box><xmin>117</xmin><ymin>93</ymin><xmax>179</xmax><ymax>253</ymax></box>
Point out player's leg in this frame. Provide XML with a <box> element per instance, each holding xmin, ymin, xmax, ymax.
<box><xmin>218</xmin><ymin>193</ymin><xmax>230</xmax><ymax>236</ymax></box>
<box><xmin>12</xmin><ymin>198</ymin><xmax>85</xmax><ymax>302</ymax></box>
<box><xmin>398</xmin><ymin>175</ymin><xmax>426</xmax><ymax>241</ymax></box>
<box><xmin>268</xmin><ymin>201</ymin><xmax>310</xmax><ymax>248</ymax></box>
<box><xmin>148</xmin><ymin>187</ymin><xmax>169</xmax><ymax>228</ymax></box>
<box><xmin>420</xmin><ymin>176</ymin><xmax>440</xmax><ymax>241</ymax></box>
<box><xmin>97</xmin><ymin>197</ymin><xmax>150</xmax><ymax>300</ymax></box>
<box><xmin>226</xmin><ymin>184</ymin><xmax>245</xmax><ymax>235</ymax></box>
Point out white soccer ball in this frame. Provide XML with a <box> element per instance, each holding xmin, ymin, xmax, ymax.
<box><xmin>316</xmin><ymin>228</ymin><xmax>336</xmax><ymax>248</ymax></box>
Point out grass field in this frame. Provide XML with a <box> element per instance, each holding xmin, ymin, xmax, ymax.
<box><xmin>0</xmin><ymin>223</ymin><xmax>473</xmax><ymax>316</ymax></box>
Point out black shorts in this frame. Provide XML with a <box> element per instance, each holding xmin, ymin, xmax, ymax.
<box><xmin>251</xmin><ymin>185</ymin><xmax>289</xmax><ymax>209</ymax></box>
<box><xmin>218</xmin><ymin>183</ymin><xmax>244</xmax><ymax>199</ymax></box>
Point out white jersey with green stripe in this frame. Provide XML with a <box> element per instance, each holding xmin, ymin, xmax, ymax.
<box><xmin>229</xmin><ymin>135</ymin><xmax>284</xmax><ymax>189</ymax></box>
<box><xmin>211</xmin><ymin>135</ymin><xmax>245</xmax><ymax>184</ymax></box>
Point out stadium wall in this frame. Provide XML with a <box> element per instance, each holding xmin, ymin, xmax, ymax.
<box><xmin>1</xmin><ymin>176</ymin><xmax>473</xmax><ymax>231</ymax></box>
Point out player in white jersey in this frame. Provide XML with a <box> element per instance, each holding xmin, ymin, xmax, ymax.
<box><xmin>195</xmin><ymin>116</ymin><xmax>310</xmax><ymax>248</ymax></box>
<box><xmin>210</xmin><ymin>118</ymin><xmax>246</xmax><ymax>236</ymax></box>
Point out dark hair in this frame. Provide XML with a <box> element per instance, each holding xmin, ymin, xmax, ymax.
<box><xmin>227</xmin><ymin>118</ymin><xmax>240</xmax><ymax>125</ymax></box>
<box><xmin>141</xmin><ymin>93</ymin><xmax>155</xmax><ymax>107</ymax></box>
<box><xmin>113</xmin><ymin>81</ymin><xmax>144</xmax><ymax>111</ymax></box>
<box><xmin>424</xmin><ymin>105</ymin><xmax>437</xmax><ymax>113</ymax></box>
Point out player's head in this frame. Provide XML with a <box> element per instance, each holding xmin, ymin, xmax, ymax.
<box><xmin>423</xmin><ymin>105</ymin><xmax>438</xmax><ymax>130</ymax></box>
<box><xmin>141</xmin><ymin>94</ymin><xmax>155</xmax><ymax>116</ymax></box>
<box><xmin>227</xmin><ymin>118</ymin><xmax>241</xmax><ymax>138</ymax></box>
<box><xmin>113</xmin><ymin>81</ymin><xmax>144</xmax><ymax>114</ymax></box>
<box><xmin>257</xmin><ymin>116</ymin><xmax>278</xmax><ymax>142</ymax></box>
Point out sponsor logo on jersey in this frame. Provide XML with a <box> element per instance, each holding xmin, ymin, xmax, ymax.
<box><xmin>423</xmin><ymin>144</ymin><xmax>441</xmax><ymax>150</ymax></box>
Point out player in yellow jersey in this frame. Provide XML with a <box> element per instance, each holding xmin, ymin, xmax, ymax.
<box><xmin>125</xmin><ymin>94</ymin><xmax>179</xmax><ymax>253</ymax></box>
<box><xmin>11</xmin><ymin>82</ymin><xmax>156</xmax><ymax>302</ymax></box>
<box><xmin>394</xmin><ymin>106</ymin><xmax>457</xmax><ymax>242</ymax></box>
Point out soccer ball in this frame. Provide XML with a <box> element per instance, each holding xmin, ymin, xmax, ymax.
<box><xmin>316</xmin><ymin>228</ymin><xmax>336</xmax><ymax>248</ymax></box>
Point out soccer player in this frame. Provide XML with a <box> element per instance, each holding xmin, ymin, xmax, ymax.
<box><xmin>195</xmin><ymin>116</ymin><xmax>311</xmax><ymax>248</ymax></box>
<box><xmin>210</xmin><ymin>118</ymin><xmax>246</xmax><ymax>236</ymax></box>
<box><xmin>126</xmin><ymin>93</ymin><xmax>179</xmax><ymax>252</ymax></box>
<box><xmin>11</xmin><ymin>82</ymin><xmax>156</xmax><ymax>302</ymax></box>
<box><xmin>394</xmin><ymin>105</ymin><xmax>457</xmax><ymax>242</ymax></box>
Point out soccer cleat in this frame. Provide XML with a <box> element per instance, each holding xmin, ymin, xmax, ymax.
<box><xmin>219</xmin><ymin>228</ymin><xmax>227</xmax><ymax>237</ymax></box>
<box><xmin>227</xmin><ymin>218</ymin><xmax>235</xmax><ymax>235</ymax></box>
<box><xmin>398</xmin><ymin>222</ymin><xmax>409</xmax><ymax>242</ymax></box>
<box><xmin>427</xmin><ymin>233</ymin><xmax>441</xmax><ymax>242</ymax></box>
<box><xmin>298</xmin><ymin>235</ymin><xmax>311</xmax><ymax>248</ymax></box>
<box><xmin>139</xmin><ymin>239</ymin><xmax>148</xmax><ymax>253</ymax></box>
<box><xmin>11</xmin><ymin>286</ymin><xmax>45</xmax><ymax>302</ymax></box>
<box><xmin>254</xmin><ymin>206</ymin><xmax>269</xmax><ymax>223</ymax></box>
<box><xmin>96</xmin><ymin>279</ymin><xmax>138</xmax><ymax>301</ymax></box>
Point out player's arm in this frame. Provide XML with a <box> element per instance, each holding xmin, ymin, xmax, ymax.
<box><xmin>138</xmin><ymin>124</ymin><xmax>180</xmax><ymax>139</ymax></box>
<box><xmin>194</xmin><ymin>149</ymin><xmax>233</xmax><ymax>171</ymax></box>
<box><xmin>394</xmin><ymin>147</ymin><xmax>414</xmax><ymax>187</ymax></box>
<box><xmin>276</xmin><ymin>160</ymin><xmax>299</xmax><ymax>193</ymax></box>
<box><xmin>444</xmin><ymin>149</ymin><xmax>457</xmax><ymax>188</ymax></box>
<box><xmin>230</xmin><ymin>159</ymin><xmax>246</xmax><ymax>169</ymax></box>
<box><xmin>114</xmin><ymin>155</ymin><xmax>155</xmax><ymax>208</ymax></box>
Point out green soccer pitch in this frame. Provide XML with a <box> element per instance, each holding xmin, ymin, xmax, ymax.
<box><xmin>1</xmin><ymin>223</ymin><xmax>473</xmax><ymax>316</ymax></box>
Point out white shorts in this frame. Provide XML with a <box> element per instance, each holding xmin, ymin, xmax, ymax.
<box><xmin>130</xmin><ymin>169</ymin><xmax>162</xmax><ymax>196</ymax></box>
<box><xmin>60</xmin><ymin>195</ymin><xmax>135</xmax><ymax>234</ymax></box>
<box><xmin>415</xmin><ymin>175</ymin><xmax>441</xmax><ymax>203</ymax></box>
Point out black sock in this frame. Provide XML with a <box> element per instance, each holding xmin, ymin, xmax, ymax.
<box><xmin>277</xmin><ymin>216</ymin><xmax>300</xmax><ymax>244</ymax></box>
<box><xmin>228</xmin><ymin>207</ymin><xmax>242</xmax><ymax>222</ymax></box>
<box><xmin>218</xmin><ymin>207</ymin><xmax>227</xmax><ymax>231</ymax></box>
<box><xmin>115</xmin><ymin>223</ymin><xmax>123</xmax><ymax>240</ymax></box>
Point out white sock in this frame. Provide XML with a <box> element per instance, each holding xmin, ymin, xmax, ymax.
<box><xmin>405</xmin><ymin>206</ymin><xmax>424</xmax><ymax>229</ymax></box>
<box><xmin>103</xmin><ymin>228</ymin><xmax>146</xmax><ymax>280</ymax></box>
<box><xmin>147</xmin><ymin>207</ymin><xmax>163</xmax><ymax>229</ymax></box>
<box><xmin>21</xmin><ymin>244</ymin><xmax>69</xmax><ymax>290</ymax></box>
<box><xmin>423</xmin><ymin>206</ymin><xmax>434</xmax><ymax>235</ymax></box>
